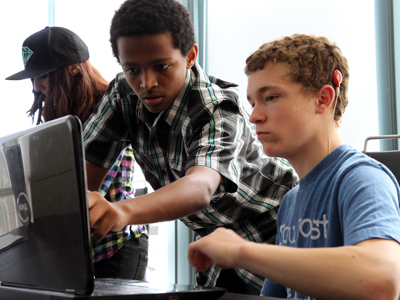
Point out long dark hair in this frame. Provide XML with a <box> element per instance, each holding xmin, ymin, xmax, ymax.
<box><xmin>28</xmin><ymin>60</ymin><xmax>108</xmax><ymax>125</ymax></box>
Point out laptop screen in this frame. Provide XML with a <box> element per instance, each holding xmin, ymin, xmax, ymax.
<box><xmin>0</xmin><ymin>116</ymin><xmax>94</xmax><ymax>295</ymax></box>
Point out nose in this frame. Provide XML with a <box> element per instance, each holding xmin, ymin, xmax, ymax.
<box><xmin>140</xmin><ymin>70</ymin><xmax>158</xmax><ymax>90</ymax></box>
<box><xmin>248</xmin><ymin>104</ymin><xmax>266</xmax><ymax>124</ymax></box>
<box><xmin>33</xmin><ymin>77</ymin><xmax>44</xmax><ymax>93</ymax></box>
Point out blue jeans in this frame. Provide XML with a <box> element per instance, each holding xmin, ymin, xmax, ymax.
<box><xmin>93</xmin><ymin>234</ymin><xmax>148</xmax><ymax>280</ymax></box>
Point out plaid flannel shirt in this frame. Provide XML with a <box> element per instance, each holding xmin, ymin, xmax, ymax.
<box><xmin>83</xmin><ymin>63</ymin><xmax>298</xmax><ymax>289</ymax></box>
<box><xmin>91</xmin><ymin>146</ymin><xmax>147</xmax><ymax>262</ymax></box>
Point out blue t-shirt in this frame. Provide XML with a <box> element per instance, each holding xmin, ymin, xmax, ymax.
<box><xmin>261</xmin><ymin>145</ymin><xmax>400</xmax><ymax>299</ymax></box>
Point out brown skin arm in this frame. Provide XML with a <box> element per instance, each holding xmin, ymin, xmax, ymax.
<box><xmin>88</xmin><ymin>165</ymin><xmax>222</xmax><ymax>243</ymax></box>
<box><xmin>85</xmin><ymin>160</ymin><xmax>109</xmax><ymax>192</ymax></box>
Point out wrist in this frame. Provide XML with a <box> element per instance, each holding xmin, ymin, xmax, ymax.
<box><xmin>235</xmin><ymin>240</ymin><xmax>254</xmax><ymax>269</ymax></box>
<box><xmin>114</xmin><ymin>199</ymin><xmax>133</xmax><ymax>228</ymax></box>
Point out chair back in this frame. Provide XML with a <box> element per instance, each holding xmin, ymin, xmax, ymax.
<box><xmin>363</xmin><ymin>135</ymin><xmax>400</xmax><ymax>183</ymax></box>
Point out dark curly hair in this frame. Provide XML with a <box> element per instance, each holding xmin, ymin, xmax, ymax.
<box><xmin>245</xmin><ymin>34</ymin><xmax>350</xmax><ymax>125</ymax></box>
<box><xmin>110</xmin><ymin>0</ymin><xmax>196</xmax><ymax>61</ymax></box>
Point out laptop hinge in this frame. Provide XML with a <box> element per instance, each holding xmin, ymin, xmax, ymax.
<box><xmin>65</xmin><ymin>289</ymin><xmax>75</xmax><ymax>294</ymax></box>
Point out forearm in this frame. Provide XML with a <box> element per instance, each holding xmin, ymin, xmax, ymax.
<box><xmin>237</xmin><ymin>241</ymin><xmax>400</xmax><ymax>300</ymax></box>
<box><xmin>86</xmin><ymin>161</ymin><xmax>109</xmax><ymax>191</ymax></box>
<box><xmin>89</xmin><ymin>166</ymin><xmax>221</xmax><ymax>243</ymax></box>
<box><xmin>117</xmin><ymin>166</ymin><xmax>220</xmax><ymax>225</ymax></box>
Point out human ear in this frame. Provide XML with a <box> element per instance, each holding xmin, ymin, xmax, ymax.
<box><xmin>68</xmin><ymin>64</ymin><xmax>80</xmax><ymax>76</ymax></box>
<box><xmin>186</xmin><ymin>44</ymin><xmax>198</xmax><ymax>69</ymax></box>
<box><xmin>316</xmin><ymin>85</ymin><xmax>335</xmax><ymax>115</ymax></box>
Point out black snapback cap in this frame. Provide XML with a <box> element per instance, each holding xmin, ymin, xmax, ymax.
<box><xmin>6</xmin><ymin>26</ymin><xmax>89</xmax><ymax>80</ymax></box>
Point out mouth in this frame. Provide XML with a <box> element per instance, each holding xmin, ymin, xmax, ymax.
<box><xmin>142</xmin><ymin>94</ymin><xmax>162</xmax><ymax>106</ymax></box>
<box><xmin>256</xmin><ymin>131</ymin><xmax>270</xmax><ymax>141</ymax></box>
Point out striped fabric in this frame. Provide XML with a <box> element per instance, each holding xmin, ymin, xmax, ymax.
<box><xmin>83</xmin><ymin>63</ymin><xmax>298</xmax><ymax>289</ymax></box>
<box><xmin>92</xmin><ymin>146</ymin><xmax>147</xmax><ymax>262</ymax></box>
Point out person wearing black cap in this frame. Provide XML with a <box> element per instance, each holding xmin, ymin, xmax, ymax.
<box><xmin>6</xmin><ymin>26</ymin><xmax>148</xmax><ymax>281</ymax></box>
<box><xmin>6</xmin><ymin>26</ymin><xmax>102</xmax><ymax>125</ymax></box>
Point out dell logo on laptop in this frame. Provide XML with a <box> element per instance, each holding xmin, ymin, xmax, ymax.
<box><xmin>16</xmin><ymin>192</ymin><xmax>30</xmax><ymax>225</ymax></box>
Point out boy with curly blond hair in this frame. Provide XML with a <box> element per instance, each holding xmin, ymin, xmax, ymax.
<box><xmin>188</xmin><ymin>34</ymin><xmax>400</xmax><ymax>300</ymax></box>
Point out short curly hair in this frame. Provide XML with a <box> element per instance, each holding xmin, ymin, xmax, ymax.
<box><xmin>110</xmin><ymin>0</ymin><xmax>196</xmax><ymax>61</ymax></box>
<box><xmin>245</xmin><ymin>34</ymin><xmax>350</xmax><ymax>124</ymax></box>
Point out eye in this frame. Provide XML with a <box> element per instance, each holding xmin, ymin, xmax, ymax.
<box><xmin>157</xmin><ymin>64</ymin><xmax>170</xmax><ymax>71</ymax></box>
<box><xmin>247</xmin><ymin>98</ymin><xmax>255</xmax><ymax>108</ymax></box>
<box><xmin>126</xmin><ymin>68</ymin><xmax>139</xmax><ymax>74</ymax></box>
<box><xmin>266</xmin><ymin>95</ymin><xmax>277</xmax><ymax>102</ymax></box>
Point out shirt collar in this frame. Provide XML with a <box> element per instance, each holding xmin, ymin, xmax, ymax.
<box><xmin>164</xmin><ymin>66</ymin><xmax>194</xmax><ymax>130</ymax></box>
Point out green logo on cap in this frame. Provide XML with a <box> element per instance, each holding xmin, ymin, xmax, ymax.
<box><xmin>22</xmin><ymin>46</ymin><xmax>34</xmax><ymax>67</ymax></box>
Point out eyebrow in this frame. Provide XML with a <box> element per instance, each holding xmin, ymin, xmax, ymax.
<box><xmin>121</xmin><ymin>58</ymin><xmax>174</xmax><ymax>67</ymax></box>
<box><xmin>247</xmin><ymin>85</ymin><xmax>278</xmax><ymax>101</ymax></box>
